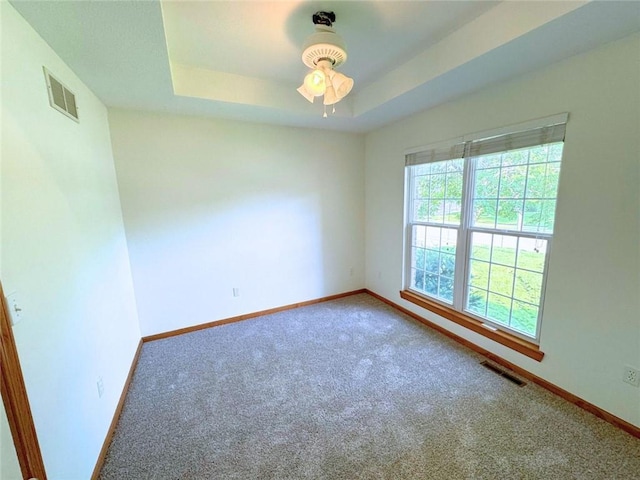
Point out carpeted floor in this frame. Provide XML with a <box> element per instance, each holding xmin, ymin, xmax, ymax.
<box><xmin>99</xmin><ymin>293</ymin><xmax>640</xmax><ymax>479</ymax></box>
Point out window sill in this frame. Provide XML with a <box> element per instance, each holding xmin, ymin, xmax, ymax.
<box><xmin>400</xmin><ymin>290</ymin><xmax>544</xmax><ymax>362</ymax></box>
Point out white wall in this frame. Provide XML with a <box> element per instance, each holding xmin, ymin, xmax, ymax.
<box><xmin>1</xmin><ymin>401</ymin><xmax>22</xmax><ymax>480</ymax></box>
<box><xmin>365</xmin><ymin>32</ymin><xmax>640</xmax><ymax>427</ymax></box>
<box><xmin>1</xmin><ymin>4</ymin><xmax>141</xmax><ymax>478</ymax></box>
<box><xmin>109</xmin><ymin>110</ymin><xmax>365</xmax><ymax>337</ymax></box>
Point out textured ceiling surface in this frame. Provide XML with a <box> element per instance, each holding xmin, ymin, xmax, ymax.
<box><xmin>9</xmin><ymin>1</ymin><xmax>640</xmax><ymax>132</ymax></box>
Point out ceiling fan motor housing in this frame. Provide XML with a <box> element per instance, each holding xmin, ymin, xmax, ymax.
<box><xmin>301</xmin><ymin>13</ymin><xmax>347</xmax><ymax>69</ymax></box>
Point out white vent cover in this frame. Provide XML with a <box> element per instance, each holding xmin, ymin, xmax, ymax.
<box><xmin>43</xmin><ymin>67</ymin><xmax>78</xmax><ymax>122</ymax></box>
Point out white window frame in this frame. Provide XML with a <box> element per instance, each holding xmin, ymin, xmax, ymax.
<box><xmin>403</xmin><ymin>114</ymin><xmax>567</xmax><ymax>344</ymax></box>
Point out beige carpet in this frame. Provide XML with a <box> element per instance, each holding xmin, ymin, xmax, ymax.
<box><xmin>99</xmin><ymin>293</ymin><xmax>640</xmax><ymax>479</ymax></box>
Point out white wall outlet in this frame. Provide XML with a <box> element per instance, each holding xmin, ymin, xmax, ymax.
<box><xmin>5</xmin><ymin>291</ymin><xmax>23</xmax><ymax>326</ymax></box>
<box><xmin>97</xmin><ymin>377</ymin><xmax>105</xmax><ymax>398</ymax></box>
<box><xmin>232</xmin><ymin>287</ymin><xmax>240</xmax><ymax>297</ymax></box>
<box><xmin>350</xmin><ymin>267</ymin><xmax>354</xmax><ymax>277</ymax></box>
<box><xmin>622</xmin><ymin>365</ymin><xmax>639</xmax><ymax>387</ymax></box>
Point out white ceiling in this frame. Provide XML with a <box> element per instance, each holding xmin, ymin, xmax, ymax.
<box><xmin>9</xmin><ymin>1</ymin><xmax>640</xmax><ymax>133</ymax></box>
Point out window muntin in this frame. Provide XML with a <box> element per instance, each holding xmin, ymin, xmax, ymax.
<box><xmin>405</xmin><ymin>136</ymin><xmax>564</xmax><ymax>342</ymax></box>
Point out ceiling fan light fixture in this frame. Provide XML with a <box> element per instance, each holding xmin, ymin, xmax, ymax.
<box><xmin>297</xmin><ymin>11</ymin><xmax>354</xmax><ymax>115</ymax></box>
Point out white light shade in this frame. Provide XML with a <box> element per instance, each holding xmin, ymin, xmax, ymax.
<box><xmin>303</xmin><ymin>69</ymin><xmax>326</xmax><ymax>96</ymax></box>
<box><xmin>297</xmin><ymin>84</ymin><xmax>314</xmax><ymax>103</ymax></box>
<box><xmin>323</xmin><ymin>85</ymin><xmax>338</xmax><ymax>105</ymax></box>
<box><xmin>331</xmin><ymin>72</ymin><xmax>354</xmax><ymax>100</ymax></box>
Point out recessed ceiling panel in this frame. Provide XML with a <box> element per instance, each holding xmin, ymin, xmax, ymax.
<box><xmin>9</xmin><ymin>0</ymin><xmax>640</xmax><ymax>132</ymax></box>
<box><xmin>160</xmin><ymin>1</ymin><xmax>498</xmax><ymax>86</ymax></box>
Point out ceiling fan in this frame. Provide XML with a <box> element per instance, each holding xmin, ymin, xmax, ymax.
<box><xmin>297</xmin><ymin>11</ymin><xmax>354</xmax><ymax>116</ymax></box>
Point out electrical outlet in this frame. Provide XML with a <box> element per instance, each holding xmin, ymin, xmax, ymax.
<box><xmin>232</xmin><ymin>288</ymin><xmax>240</xmax><ymax>297</ymax></box>
<box><xmin>622</xmin><ymin>365</ymin><xmax>640</xmax><ymax>387</ymax></box>
<box><xmin>97</xmin><ymin>377</ymin><xmax>105</xmax><ymax>398</ymax></box>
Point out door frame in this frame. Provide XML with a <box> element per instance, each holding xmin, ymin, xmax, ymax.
<box><xmin>0</xmin><ymin>281</ymin><xmax>47</xmax><ymax>479</ymax></box>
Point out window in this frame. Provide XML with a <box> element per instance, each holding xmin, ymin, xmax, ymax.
<box><xmin>404</xmin><ymin>115</ymin><xmax>566</xmax><ymax>349</ymax></box>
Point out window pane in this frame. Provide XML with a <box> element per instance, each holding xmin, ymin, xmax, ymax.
<box><xmin>425</xmin><ymin>227</ymin><xmax>441</xmax><ymax>248</ymax></box>
<box><xmin>468</xmin><ymin>259</ymin><xmax>490</xmax><ymax>290</ymax></box>
<box><xmin>439</xmin><ymin>276</ymin><xmax>454</xmax><ymax>303</ymax></box>
<box><xmin>514</xmin><ymin>269</ymin><xmax>543</xmax><ymax>305</ymax></box>
<box><xmin>471</xmin><ymin>143</ymin><xmax>563</xmax><ymax>234</ymax></box>
<box><xmin>473</xmin><ymin>200</ymin><xmax>497</xmax><ymax>228</ymax></box>
<box><xmin>413</xmin><ymin>225</ymin><xmax>426</xmax><ymax>248</ymax></box>
<box><xmin>528</xmin><ymin>145</ymin><xmax>548</xmax><ymax>165</ymax></box>
<box><xmin>544</xmin><ymin>163</ymin><xmax>561</xmax><ymax>198</ymax></box>
<box><xmin>412</xmin><ymin>268</ymin><xmax>425</xmax><ymax>290</ymax></box>
<box><xmin>444</xmin><ymin>199</ymin><xmax>462</xmax><ymax>225</ymax></box>
<box><xmin>409</xmin><ymin>225</ymin><xmax>458</xmax><ymax>304</ymax></box>
<box><xmin>499</xmin><ymin>165</ymin><xmax>527</xmax><ymax>198</ymax></box>
<box><xmin>467</xmin><ymin>287</ymin><xmax>488</xmax><ymax>316</ymax></box>
<box><xmin>447</xmin><ymin>159</ymin><xmax>464</xmax><ymax>174</ymax></box>
<box><xmin>540</xmin><ymin>200</ymin><xmax>557</xmax><ymax>233</ymax></box>
<box><xmin>425</xmin><ymin>273</ymin><xmax>438</xmax><ymax>295</ymax></box>
<box><xmin>549</xmin><ymin>143</ymin><xmax>563</xmax><ymax>162</ymax></box>
<box><xmin>440</xmin><ymin>253</ymin><xmax>456</xmax><ymax>277</ymax></box>
<box><xmin>428</xmin><ymin>199</ymin><xmax>444</xmax><ymax>224</ymax></box>
<box><xmin>412</xmin><ymin>247</ymin><xmax>426</xmax><ymax>270</ymax></box>
<box><xmin>502</xmin><ymin>149</ymin><xmax>528</xmax><ymax>166</ymax></box>
<box><xmin>413</xmin><ymin>200</ymin><xmax>428</xmax><ymax>222</ymax></box>
<box><xmin>425</xmin><ymin>249</ymin><xmax>440</xmax><ymax>274</ymax></box>
<box><xmin>442</xmin><ymin>227</ymin><xmax>458</xmax><ymax>249</ymax></box>
<box><xmin>446</xmin><ymin>171</ymin><xmax>463</xmax><ymax>198</ymax></box>
<box><xmin>522</xmin><ymin>200</ymin><xmax>542</xmax><ymax>233</ymax></box>
<box><xmin>431</xmin><ymin>161</ymin><xmax>447</xmax><ymax>174</ymax></box>
<box><xmin>430</xmin><ymin>174</ymin><xmax>445</xmax><ymax>199</ymax></box>
<box><xmin>489</xmin><ymin>264</ymin><xmax>514</xmax><ymax>297</ymax></box>
<box><xmin>496</xmin><ymin>200</ymin><xmax>521</xmax><ymax>229</ymax></box>
<box><xmin>487</xmin><ymin>293</ymin><xmax>511</xmax><ymax>326</ymax></box>
<box><xmin>477</xmin><ymin>154</ymin><xmax>501</xmax><ymax>169</ymax></box>
<box><xmin>410</xmin><ymin>159</ymin><xmax>463</xmax><ymax>227</ymax></box>
<box><xmin>465</xmin><ymin>232</ymin><xmax>545</xmax><ymax>338</ymax></box>
<box><xmin>525</xmin><ymin>164</ymin><xmax>547</xmax><ymax>198</ymax></box>
<box><xmin>415</xmin><ymin>175</ymin><xmax>430</xmax><ymax>199</ymax></box>
<box><xmin>490</xmin><ymin>234</ymin><xmax>517</xmax><ymax>266</ymax></box>
<box><xmin>414</xmin><ymin>164</ymin><xmax>431</xmax><ymax>175</ymax></box>
<box><xmin>516</xmin><ymin>238</ymin><xmax>547</xmax><ymax>273</ymax></box>
<box><xmin>470</xmin><ymin>232</ymin><xmax>492</xmax><ymax>261</ymax></box>
<box><xmin>511</xmin><ymin>300</ymin><xmax>538</xmax><ymax>336</ymax></box>
<box><xmin>474</xmin><ymin>168</ymin><xmax>499</xmax><ymax>199</ymax></box>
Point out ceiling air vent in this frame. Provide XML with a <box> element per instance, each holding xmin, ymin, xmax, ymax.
<box><xmin>43</xmin><ymin>67</ymin><xmax>79</xmax><ymax>122</ymax></box>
